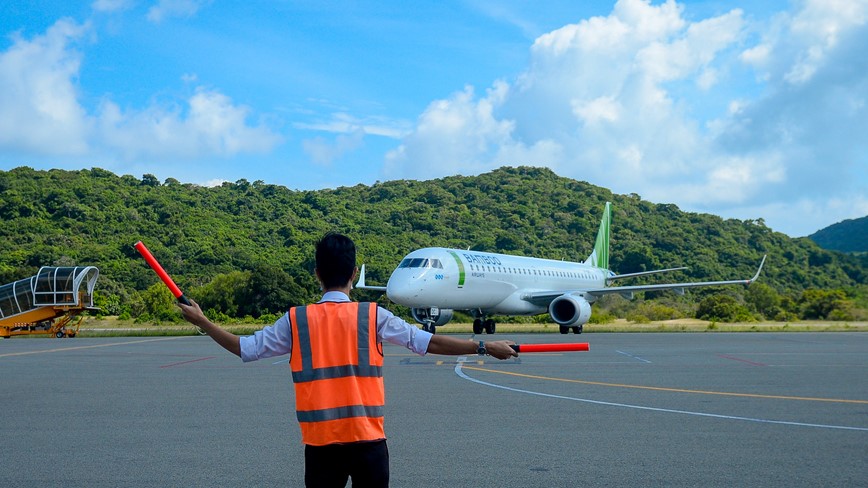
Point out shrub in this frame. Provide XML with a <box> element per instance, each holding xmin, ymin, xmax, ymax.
<box><xmin>799</xmin><ymin>289</ymin><xmax>852</xmax><ymax>320</ymax></box>
<box><xmin>626</xmin><ymin>313</ymin><xmax>650</xmax><ymax>324</ymax></box>
<box><xmin>696</xmin><ymin>295</ymin><xmax>754</xmax><ymax>323</ymax></box>
<box><xmin>588</xmin><ymin>310</ymin><xmax>616</xmax><ymax>324</ymax></box>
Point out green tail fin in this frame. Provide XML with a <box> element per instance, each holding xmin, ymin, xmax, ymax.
<box><xmin>584</xmin><ymin>202</ymin><xmax>611</xmax><ymax>270</ymax></box>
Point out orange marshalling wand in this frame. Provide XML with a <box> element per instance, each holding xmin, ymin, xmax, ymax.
<box><xmin>510</xmin><ymin>343</ymin><xmax>589</xmax><ymax>353</ymax></box>
<box><xmin>134</xmin><ymin>241</ymin><xmax>191</xmax><ymax>306</ymax></box>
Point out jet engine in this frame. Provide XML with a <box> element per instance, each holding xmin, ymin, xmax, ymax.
<box><xmin>548</xmin><ymin>293</ymin><xmax>592</xmax><ymax>326</ymax></box>
<box><xmin>411</xmin><ymin>307</ymin><xmax>454</xmax><ymax>331</ymax></box>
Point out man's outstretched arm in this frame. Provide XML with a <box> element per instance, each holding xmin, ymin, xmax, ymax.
<box><xmin>426</xmin><ymin>335</ymin><xmax>518</xmax><ymax>360</ymax></box>
<box><xmin>178</xmin><ymin>299</ymin><xmax>241</xmax><ymax>358</ymax></box>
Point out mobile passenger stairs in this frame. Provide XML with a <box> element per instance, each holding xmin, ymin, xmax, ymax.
<box><xmin>0</xmin><ymin>266</ymin><xmax>99</xmax><ymax>339</ymax></box>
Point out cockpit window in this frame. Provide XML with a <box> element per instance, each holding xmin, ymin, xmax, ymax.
<box><xmin>398</xmin><ymin>258</ymin><xmax>443</xmax><ymax>269</ymax></box>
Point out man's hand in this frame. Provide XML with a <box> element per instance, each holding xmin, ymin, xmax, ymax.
<box><xmin>177</xmin><ymin>299</ymin><xmax>209</xmax><ymax>327</ymax></box>
<box><xmin>484</xmin><ymin>340</ymin><xmax>519</xmax><ymax>360</ymax></box>
<box><xmin>177</xmin><ymin>299</ymin><xmax>242</xmax><ymax>357</ymax></box>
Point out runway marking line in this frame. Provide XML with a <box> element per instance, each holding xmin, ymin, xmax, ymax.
<box><xmin>461</xmin><ymin>365</ymin><xmax>868</xmax><ymax>405</ymax></box>
<box><xmin>0</xmin><ymin>336</ymin><xmax>187</xmax><ymax>358</ymax></box>
<box><xmin>717</xmin><ymin>353</ymin><xmax>768</xmax><ymax>367</ymax></box>
<box><xmin>616</xmin><ymin>350</ymin><xmax>652</xmax><ymax>363</ymax></box>
<box><xmin>160</xmin><ymin>356</ymin><xmax>216</xmax><ymax>368</ymax></box>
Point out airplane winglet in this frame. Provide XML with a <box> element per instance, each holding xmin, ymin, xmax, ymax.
<box><xmin>747</xmin><ymin>255</ymin><xmax>767</xmax><ymax>285</ymax></box>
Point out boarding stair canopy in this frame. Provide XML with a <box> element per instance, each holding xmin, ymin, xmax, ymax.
<box><xmin>0</xmin><ymin>266</ymin><xmax>99</xmax><ymax>338</ymax></box>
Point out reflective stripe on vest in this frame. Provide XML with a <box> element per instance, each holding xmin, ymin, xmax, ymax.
<box><xmin>292</xmin><ymin>303</ymin><xmax>382</xmax><ymax>383</ymax></box>
<box><xmin>296</xmin><ymin>404</ymin><xmax>384</xmax><ymax>423</ymax></box>
<box><xmin>289</xmin><ymin>302</ymin><xmax>385</xmax><ymax>446</ymax></box>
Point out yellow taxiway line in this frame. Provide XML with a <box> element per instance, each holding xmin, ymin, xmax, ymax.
<box><xmin>462</xmin><ymin>365</ymin><xmax>868</xmax><ymax>405</ymax></box>
<box><xmin>0</xmin><ymin>336</ymin><xmax>187</xmax><ymax>358</ymax></box>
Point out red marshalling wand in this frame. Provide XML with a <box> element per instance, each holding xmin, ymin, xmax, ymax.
<box><xmin>509</xmin><ymin>343</ymin><xmax>589</xmax><ymax>353</ymax></box>
<box><xmin>134</xmin><ymin>241</ymin><xmax>192</xmax><ymax>306</ymax></box>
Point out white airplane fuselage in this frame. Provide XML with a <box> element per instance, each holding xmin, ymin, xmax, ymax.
<box><xmin>386</xmin><ymin>247</ymin><xmax>608</xmax><ymax>315</ymax></box>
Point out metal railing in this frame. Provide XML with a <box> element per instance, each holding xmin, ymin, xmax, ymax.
<box><xmin>0</xmin><ymin>267</ymin><xmax>99</xmax><ymax>320</ymax></box>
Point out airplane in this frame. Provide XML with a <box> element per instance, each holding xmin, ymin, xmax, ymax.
<box><xmin>357</xmin><ymin>202</ymin><xmax>766</xmax><ymax>334</ymax></box>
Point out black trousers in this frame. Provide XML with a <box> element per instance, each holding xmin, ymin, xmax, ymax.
<box><xmin>304</xmin><ymin>439</ymin><xmax>389</xmax><ymax>488</ymax></box>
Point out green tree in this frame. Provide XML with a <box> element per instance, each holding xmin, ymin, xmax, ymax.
<box><xmin>745</xmin><ymin>282</ymin><xmax>782</xmax><ymax>319</ymax></box>
<box><xmin>798</xmin><ymin>289</ymin><xmax>848</xmax><ymax>320</ymax></box>
<box><xmin>193</xmin><ymin>271</ymin><xmax>251</xmax><ymax>317</ymax></box>
<box><xmin>696</xmin><ymin>295</ymin><xmax>754</xmax><ymax>322</ymax></box>
<box><xmin>240</xmin><ymin>264</ymin><xmax>308</xmax><ymax>317</ymax></box>
<box><xmin>139</xmin><ymin>282</ymin><xmax>181</xmax><ymax>323</ymax></box>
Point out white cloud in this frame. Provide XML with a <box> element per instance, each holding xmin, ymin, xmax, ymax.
<box><xmin>294</xmin><ymin>112</ymin><xmax>411</xmax><ymax>139</ymax></box>
<box><xmin>0</xmin><ymin>19</ymin><xmax>282</xmax><ymax>165</ymax></box>
<box><xmin>91</xmin><ymin>0</ymin><xmax>134</xmax><ymax>13</ymax></box>
<box><xmin>742</xmin><ymin>0</ymin><xmax>868</xmax><ymax>85</ymax></box>
<box><xmin>202</xmin><ymin>178</ymin><xmax>228</xmax><ymax>187</ymax></box>
<box><xmin>0</xmin><ymin>19</ymin><xmax>92</xmax><ymax>155</ymax></box>
<box><xmin>302</xmin><ymin>129</ymin><xmax>365</xmax><ymax>167</ymax></box>
<box><xmin>147</xmin><ymin>0</ymin><xmax>209</xmax><ymax>24</ymax></box>
<box><xmin>572</xmin><ymin>96</ymin><xmax>621</xmax><ymax>125</ymax></box>
<box><xmin>97</xmin><ymin>88</ymin><xmax>283</xmax><ymax>159</ymax></box>
<box><xmin>387</xmin><ymin>0</ymin><xmax>739</xmax><ymax>186</ymax></box>
<box><xmin>382</xmin><ymin>0</ymin><xmax>868</xmax><ymax>236</ymax></box>
<box><xmin>385</xmin><ymin>82</ymin><xmax>540</xmax><ymax>179</ymax></box>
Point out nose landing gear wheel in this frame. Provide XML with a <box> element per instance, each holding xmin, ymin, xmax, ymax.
<box><xmin>484</xmin><ymin>319</ymin><xmax>496</xmax><ymax>334</ymax></box>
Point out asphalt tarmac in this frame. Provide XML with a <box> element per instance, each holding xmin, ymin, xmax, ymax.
<box><xmin>1</xmin><ymin>332</ymin><xmax>865</xmax><ymax>487</ymax></box>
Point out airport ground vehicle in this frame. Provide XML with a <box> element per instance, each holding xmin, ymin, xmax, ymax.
<box><xmin>0</xmin><ymin>266</ymin><xmax>99</xmax><ymax>339</ymax></box>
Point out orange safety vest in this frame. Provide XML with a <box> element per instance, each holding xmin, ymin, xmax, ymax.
<box><xmin>289</xmin><ymin>301</ymin><xmax>385</xmax><ymax>446</ymax></box>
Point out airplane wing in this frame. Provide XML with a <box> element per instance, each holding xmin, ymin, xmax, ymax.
<box><xmin>523</xmin><ymin>255</ymin><xmax>766</xmax><ymax>305</ymax></box>
<box><xmin>355</xmin><ymin>264</ymin><xmax>387</xmax><ymax>291</ymax></box>
<box><xmin>607</xmin><ymin>266</ymin><xmax>688</xmax><ymax>282</ymax></box>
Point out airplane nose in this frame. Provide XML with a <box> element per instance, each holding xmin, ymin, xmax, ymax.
<box><xmin>386</xmin><ymin>281</ymin><xmax>410</xmax><ymax>304</ymax></box>
<box><xmin>386</xmin><ymin>273</ymin><xmax>419</xmax><ymax>305</ymax></box>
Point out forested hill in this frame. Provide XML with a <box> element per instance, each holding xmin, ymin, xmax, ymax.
<box><xmin>1</xmin><ymin>166</ymin><xmax>865</xmax><ymax>319</ymax></box>
<box><xmin>810</xmin><ymin>216</ymin><xmax>868</xmax><ymax>253</ymax></box>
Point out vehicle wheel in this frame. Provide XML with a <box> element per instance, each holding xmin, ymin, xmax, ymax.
<box><xmin>484</xmin><ymin>319</ymin><xmax>495</xmax><ymax>334</ymax></box>
<box><xmin>472</xmin><ymin>319</ymin><xmax>483</xmax><ymax>335</ymax></box>
<box><xmin>68</xmin><ymin>333</ymin><xmax>76</xmax><ymax>338</ymax></box>
<box><xmin>559</xmin><ymin>326</ymin><xmax>569</xmax><ymax>334</ymax></box>
<box><xmin>573</xmin><ymin>326</ymin><xmax>583</xmax><ymax>334</ymax></box>
<box><xmin>55</xmin><ymin>331</ymin><xmax>65</xmax><ymax>338</ymax></box>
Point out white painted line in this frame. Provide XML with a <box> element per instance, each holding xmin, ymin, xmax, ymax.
<box><xmin>454</xmin><ymin>363</ymin><xmax>868</xmax><ymax>432</ymax></box>
<box><xmin>616</xmin><ymin>350</ymin><xmax>652</xmax><ymax>363</ymax></box>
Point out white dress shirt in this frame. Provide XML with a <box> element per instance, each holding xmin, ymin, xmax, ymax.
<box><xmin>239</xmin><ymin>291</ymin><xmax>433</xmax><ymax>362</ymax></box>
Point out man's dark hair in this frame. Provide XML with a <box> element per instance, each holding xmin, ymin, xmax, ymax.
<box><xmin>315</xmin><ymin>232</ymin><xmax>357</xmax><ymax>289</ymax></box>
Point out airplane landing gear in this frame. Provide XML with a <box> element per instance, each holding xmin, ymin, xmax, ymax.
<box><xmin>559</xmin><ymin>325</ymin><xmax>583</xmax><ymax>334</ymax></box>
<box><xmin>472</xmin><ymin>317</ymin><xmax>496</xmax><ymax>334</ymax></box>
<box><xmin>411</xmin><ymin>307</ymin><xmax>452</xmax><ymax>335</ymax></box>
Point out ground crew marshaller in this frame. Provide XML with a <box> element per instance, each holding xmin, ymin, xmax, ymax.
<box><xmin>179</xmin><ymin>232</ymin><xmax>518</xmax><ymax>487</ymax></box>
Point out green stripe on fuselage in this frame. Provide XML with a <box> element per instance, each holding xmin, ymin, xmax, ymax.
<box><xmin>447</xmin><ymin>251</ymin><xmax>465</xmax><ymax>288</ymax></box>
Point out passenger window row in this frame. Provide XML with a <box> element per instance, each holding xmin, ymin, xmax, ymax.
<box><xmin>467</xmin><ymin>264</ymin><xmax>596</xmax><ymax>280</ymax></box>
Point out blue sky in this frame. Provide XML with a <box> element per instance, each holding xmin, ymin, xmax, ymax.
<box><xmin>1</xmin><ymin>0</ymin><xmax>866</xmax><ymax>237</ymax></box>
